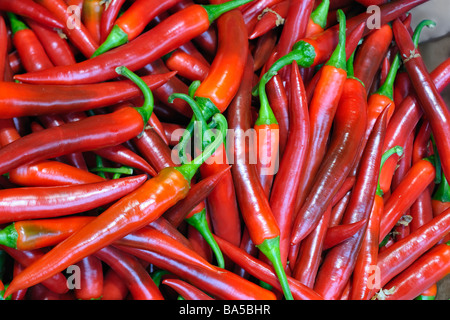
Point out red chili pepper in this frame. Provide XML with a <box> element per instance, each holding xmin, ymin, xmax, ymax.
<box><xmin>14</xmin><ymin>0</ymin><xmax>253</xmax><ymax>85</ymax></box>
<box><xmin>0</xmin><ymin>246</ymin><xmax>69</xmax><ymax>295</ymax></box>
<box><xmin>25</xmin><ymin>18</ymin><xmax>77</xmax><ymax>67</ymax></box>
<box><xmin>7</xmin><ymin>12</ymin><xmax>53</xmax><ymax>73</ymax></box>
<box><xmin>81</xmin><ymin>0</ymin><xmax>104</xmax><ymax>45</ymax></box>
<box><xmin>0</xmin><ymin>0</ymin><xmax>64</xmax><ymax>30</ymax></box>
<box><xmin>214</xmin><ymin>235</ymin><xmax>324</xmax><ymax>300</ymax></box>
<box><xmin>241</xmin><ymin>0</ymin><xmax>284</xmax><ymax>34</ymax></box>
<box><xmin>74</xmin><ymin>255</ymin><xmax>103</xmax><ymax>300</ymax></box>
<box><xmin>162</xmin><ymin>278</ymin><xmax>214</xmax><ymax>300</ymax></box>
<box><xmin>248</xmin><ymin>0</ymin><xmax>289</xmax><ymax>40</ymax></box>
<box><xmin>0</xmin><ymin>15</ymin><xmax>7</xmax><ymax>78</ymax></box>
<box><xmin>376</xmin><ymin>242</ymin><xmax>450</xmax><ymax>300</ymax></box>
<box><xmin>92</xmin><ymin>0</ymin><xmax>183</xmax><ymax>57</ymax></box>
<box><xmin>379</xmin><ymin>159</ymin><xmax>436</xmax><ymax>242</ymax></box>
<box><xmin>101</xmin><ymin>268</ymin><xmax>128</xmax><ymax>300</ymax></box>
<box><xmin>94</xmin><ymin>246</ymin><xmax>164</xmax><ymax>300</ymax></box>
<box><xmin>0</xmin><ymin>174</ymin><xmax>146</xmax><ymax>224</ymax></box>
<box><xmin>269</xmin><ymin>61</ymin><xmax>309</xmax><ymax>266</ymax></box>
<box><xmin>3</xmin><ymin>111</ymin><xmax>226</xmax><ymax>297</ymax></box>
<box><xmin>305</xmin><ymin>0</ymin><xmax>330</xmax><ymax>38</ymax></box>
<box><xmin>164</xmin><ymin>49</ymin><xmax>210</xmax><ymax>82</ymax></box>
<box><xmin>120</xmin><ymin>246</ymin><xmax>277</xmax><ymax>300</ymax></box>
<box><xmin>99</xmin><ymin>0</ymin><xmax>125</xmax><ymax>42</ymax></box>
<box><xmin>253</xmin><ymin>29</ymin><xmax>278</xmax><ymax>71</ymax></box>
<box><xmin>323</xmin><ymin>218</ymin><xmax>367</xmax><ymax>250</ymax></box>
<box><xmin>350</xmin><ymin>146</ymin><xmax>403</xmax><ymax>300</ymax></box>
<box><xmin>392</xmin><ymin>18</ymin><xmax>450</xmax><ymax>187</ymax></box>
<box><xmin>11</xmin><ymin>262</ymin><xmax>27</xmax><ymax>300</ymax></box>
<box><xmin>312</xmin><ymin>102</ymin><xmax>388</xmax><ymax>300</ymax></box>
<box><xmin>0</xmin><ymin>71</ymin><xmax>172</xmax><ymax>119</ymax></box>
<box><xmin>227</xmin><ymin>53</ymin><xmax>292</xmax><ymax>300</ymax></box>
<box><xmin>415</xmin><ymin>283</ymin><xmax>437</xmax><ymax>300</ymax></box>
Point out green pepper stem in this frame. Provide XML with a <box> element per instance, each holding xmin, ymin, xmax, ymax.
<box><xmin>90</xmin><ymin>166</ymin><xmax>134</xmax><ymax>176</ymax></box>
<box><xmin>310</xmin><ymin>0</ymin><xmax>330</xmax><ymax>30</ymax></box>
<box><xmin>430</xmin><ymin>134</ymin><xmax>442</xmax><ymax>184</ymax></box>
<box><xmin>185</xmin><ymin>208</ymin><xmax>225</xmax><ymax>269</ymax></box>
<box><xmin>412</xmin><ymin>19</ymin><xmax>436</xmax><ymax>46</ymax></box>
<box><xmin>256</xmin><ymin>236</ymin><xmax>293</xmax><ymax>300</ymax></box>
<box><xmin>7</xmin><ymin>12</ymin><xmax>29</xmax><ymax>34</ymax></box>
<box><xmin>203</xmin><ymin>0</ymin><xmax>255</xmax><ymax>23</ymax></box>
<box><xmin>375</xmin><ymin>53</ymin><xmax>400</xmax><ymax>101</ymax></box>
<box><xmin>175</xmin><ymin>113</ymin><xmax>227</xmax><ymax>182</ymax></box>
<box><xmin>115</xmin><ymin>66</ymin><xmax>154</xmax><ymax>126</ymax></box>
<box><xmin>151</xmin><ymin>269</ymin><xmax>171</xmax><ymax>287</ymax></box>
<box><xmin>346</xmin><ymin>49</ymin><xmax>364</xmax><ymax>87</ymax></box>
<box><xmin>255</xmin><ymin>79</ymin><xmax>278</xmax><ymax>126</ymax></box>
<box><xmin>0</xmin><ymin>224</ymin><xmax>18</xmax><ymax>249</ymax></box>
<box><xmin>433</xmin><ymin>171</ymin><xmax>450</xmax><ymax>202</ymax></box>
<box><xmin>376</xmin><ymin>146</ymin><xmax>404</xmax><ymax>196</ymax></box>
<box><xmin>91</xmin><ymin>24</ymin><xmax>128</xmax><ymax>58</ymax></box>
<box><xmin>325</xmin><ymin>9</ymin><xmax>346</xmax><ymax>71</ymax></box>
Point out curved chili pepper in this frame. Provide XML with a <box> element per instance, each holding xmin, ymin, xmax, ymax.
<box><xmin>392</xmin><ymin>18</ymin><xmax>450</xmax><ymax>186</ymax></box>
<box><xmin>305</xmin><ymin>0</ymin><xmax>330</xmax><ymax>38</ymax></box>
<box><xmin>95</xmin><ymin>246</ymin><xmax>164</xmax><ymax>300</ymax></box>
<box><xmin>350</xmin><ymin>146</ymin><xmax>403</xmax><ymax>300</ymax></box>
<box><xmin>0</xmin><ymin>174</ymin><xmax>146</xmax><ymax>224</ymax></box>
<box><xmin>164</xmin><ymin>49</ymin><xmax>210</xmax><ymax>82</ymax></box>
<box><xmin>0</xmin><ymin>246</ymin><xmax>69</xmax><ymax>295</ymax></box>
<box><xmin>0</xmin><ymin>0</ymin><xmax>64</xmax><ymax>30</ymax></box>
<box><xmin>120</xmin><ymin>246</ymin><xmax>277</xmax><ymax>300</ymax></box>
<box><xmin>227</xmin><ymin>53</ymin><xmax>292</xmax><ymax>300</ymax></box>
<box><xmin>3</xmin><ymin>111</ymin><xmax>227</xmax><ymax>297</ymax></box>
<box><xmin>322</xmin><ymin>218</ymin><xmax>367</xmax><ymax>250</ymax></box>
<box><xmin>74</xmin><ymin>255</ymin><xmax>103</xmax><ymax>300</ymax></box>
<box><xmin>162</xmin><ymin>278</ymin><xmax>214</xmax><ymax>300</ymax></box>
<box><xmin>92</xmin><ymin>0</ymin><xmax>183</xmax><ymax>57</ymax></box>
<box><xmin>379</xmin><ymin>159</ymin><xmax>436</xmax><ymax>242</ymax></box>
<box><xmin>291</xmin><ymin>36</ymin><xmax>365</xmax><ymax>246</ymax></box>
<box><xmin>99</xmin><ymin>0</ymin><xmax>125</xmax><ymax>42</ymax></box>
<box><xmin>101</xmin><ymin>268</ymin><xmax>129</xmax><ymax>300</ymax></box>
<box><xmin>241</xmin><ymin>0</ymin><xmax>284</xmax><ymax>33</ymax></box>
<box><xmin>312</xmin><ymin>103</ymin><xmax>388</xmax><ymax>300</ymax></box>
<box><xmin>0</xmin><ymin>71</ymin><xmax>173</xmax><ymax>119</ymax></box>
<box><xmin>353</xmin><ymin>24</ymin><xmax>393</xmax><ymax>92</ymax></box>
<box><xmin>269</xmin><ymin>62</ymin><xmax>309</xmax><ymax>266</ymax></box>
<box><xmin>14</xmin><ymin>0</ymin><xmax>254</xmax><ymax>85</ymax></box>
<box><xmin>376</xmin><ymin>242</ymin><xmax>450</xmax><ymax>300</ymax></box>
<box><xmin>375</xmin><ymin>207</ymin><xmax>450</xmax><ymax>294</ymax></box>
<box><xmin>7</xmin><ymin>12</ymin><xmax>53</xmax><ymax>73</ymax></box>
<box><xmin>248</xmin><ymin>0</ymin><xmax>289</xmax><ymax>40</ymax></box>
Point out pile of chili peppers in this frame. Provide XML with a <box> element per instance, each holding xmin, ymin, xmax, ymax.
<box><xmin>0</xmin><ymin>0</ymin><xmax>449</xmax><ymax>301</ymax></box>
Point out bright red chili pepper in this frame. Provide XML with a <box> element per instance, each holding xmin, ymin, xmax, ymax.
<box><xmin>376</xmin><ymin>242</ymin><xmax>450</xmax><ymax>300</ymax></box>
<box><xmin>94</xmin><ymin>246</ymin><xmax>164</xmax><ymax>300</ymax></box>
<box><xmin>164</xmin><ymin>49</ymin><xmax>210</xmax><ymax>82</ymax></box>
<box><xmin>14</xmin><ymin>0</ymin><xmax>253</xmax><ymax>85</ymax></box>
<box><xmin>392</xmin><ymin>18</ymin><xmax>450</xmax><ymax>187</ymax></box>
<box><xmin>162</xmin><ymin>278</ymin><xmax>214</xmax><ymax>300</ymax></box>
<box><xmin>92</xmin><ymin>0</ymin><xmax>183</xmax><ymax>57</ymax></box>
<box><xmin>0</xmin><ymin>0</ymin><xmax>64</xmax><ymax>30</ymax></box>
<box><xmin>248</xmin><ymin>0</ymin><xmax>289</xmax><ymax>40</ymax></box>
<box><xmin>322</xmin><ymin>218</ymin><xmax>367</xmax><ymax>250</ymax></box>
<box><xmin>3</xmin><ymin>112</ymin><xmax>226</xmax><ymax>297</ymax></box>
<box><xmin>99</xmin><ymin>0</ymin><xmax>125</xmax><ymax>42</ymax></box>
<box><xmin>379</xmin><ymin>159</ymin><xmax>436</xmax><ymax>242</ymax></box>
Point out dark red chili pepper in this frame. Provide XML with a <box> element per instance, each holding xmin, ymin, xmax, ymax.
<box><xmin>162</xmin><ymin>278</ymin><xmax>214</xmax><ymax>300</ymax></box>
<box><xmin>92</xmin><ymin>0</ymin><xmax>183</xmax><ymax>57</ymax></box>
<box><xmin>253</xmin><ymin>29</ymin><xmax>279</xmax><ymax>71</ymax></box>
<box><xmin>248</xmin><ymin>0</ymin><xmax>289</xmax><ymax>40</ymax></box>
<box><xmin>392</xmin><ymin>18</ymin><xmax>450</xmax><ymax>186</ymax></box>
<box><xmin>379</xmin><ymin>159</ymin><xmax>436</xmax><ymax>242</ymax></box>
<box><xmin>376</xmin><ymin>242</ymin><xmax>450</xmax><ymax>300</ymax></box>
<box><xmin>14</xmin><ymin>0</ymin><xmax>253</xmax><ymax>85</ymax></box>
<box><xmin>74</xmin><ymin>255</ymin><xmax>103</xmax><ymax>300</ymax></box>
<box><xmin>241</xmin><ymin>0</ymin><xmax>284</xmax><ymax>34</ymax></box>
<box><xmin>353</xmin><ymin>24</ymin><xmax>393</xmax><ymax>92</ymax></box>
<box><xmin>11</xmin><ymin>262</ymin><xmax>27</xmax><ymax>300</ymax></box>
<box><xmin>94</xmin><ymin>246</ymin><xmax>164</xmax><ymax>300</ymax></box>
<box><xmin>268</xmin><ymin>61</ymin><xmax>309</xmax><ymax>266</ymax></box>
<box><xmin>3</xmin><ymin>112</ymin><xmax>226</xmax><ymax>297</ymax></box>
<box><xmin>291</xmin><ymin>34</ymin><xmax>365</xmax><ymax>245</ymax></box>
<box><xmin>101</xmin><ymin>268</ymin><xmax>128</xmax><ymax>300</ymax></box>
<box><xmin>0</xmin><ymin>246</ymin><xmax>69</xmax><ymax>295</ymax></box>
<box><xmin>0</xmin><ymin>0</ymin><xmax>64</xmax><ymax>30</ymax></box>
<box><xmin>0</xmin><ymin>174</ymin><xmax>146</xmax><ymax>224</ymax></box>
<box><xmin>375</xmin><ymin>207</ymin><xmax>450</xmax><ymax>295</ymax></box>
<box><xmin>7</xmin><ymin>12</ymin><xmax>53</xmax><ymax>73</ymax></box>
<box><xmin>0</xmin><ymin>15</ymin><xmax>7</xmax><ymax>78</ymax></box>
<box><xmin>119</xmin><ymin>246</ymin><xmax>277</xmax><ymax>300</ymax></box>
<box><xmin>26</xmin><ymin>283</ymin><xmax>74</xmax><ymax>300</ymax></box>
